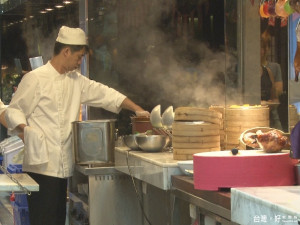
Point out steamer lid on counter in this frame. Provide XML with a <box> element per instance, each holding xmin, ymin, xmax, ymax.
<box><xmin>174</xmin><ymin>107</ymin><xmax>222</xmax><ymax>124</ymax></box>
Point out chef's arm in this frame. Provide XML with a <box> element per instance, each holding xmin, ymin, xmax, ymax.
<box><xmin>121</xmin><ymin>97</ymin><xmax>150</xmax><ymax>116</ymax></box>
<box><xmin>0</xmin><ymin>111</ymin><xmax>7</xmax><ymax>128</ymax></box>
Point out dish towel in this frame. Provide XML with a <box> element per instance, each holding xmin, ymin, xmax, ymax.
<box><xmin>24</xmin><ymin>126</ymin><xmax>48</xmax><ymax>165</ymax></box>
<box><xmin>291</xmin><ymin>121</ymin><xmax>300</xmax><ymax>159</ymax></box>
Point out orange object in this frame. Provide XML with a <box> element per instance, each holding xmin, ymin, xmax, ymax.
<box><xmin>260</xmin><ymin>4</ymin><xmax>269</xmax><ymax>18</ymax></box>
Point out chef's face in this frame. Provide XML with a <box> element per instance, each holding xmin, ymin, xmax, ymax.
<box><xmin>66</xmin><ymin>47</ymin><xmax>86</xmax><ymax>71</ymax></box>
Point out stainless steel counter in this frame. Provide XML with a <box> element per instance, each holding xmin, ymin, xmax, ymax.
<box><xmin>231</xmin><ymin>186</ymin><xmax>300</xmax><ymax>225</ymax></box>
<box><xmin>115</xmin><ymin>147</ymin><xmax>183</xmax><ymax>190</ymax></box>
<box><xmin>74</xmin><ymin>164</ymin><xmax>121</xmax><ymax>176</ymax></box>
<box><xmin>171</xmin><ymin>175</ymin><xmax>234</xmax><ymax>225</ymax></box>
<box><xmin>69</xmin><ymin>164</ymin><xmax>143</xmax><ymax>225</ymax></box>
<box><xmin>0</xmin><ymin>173</ymin><xmax>39</xmax><ymax>192</ymax></box>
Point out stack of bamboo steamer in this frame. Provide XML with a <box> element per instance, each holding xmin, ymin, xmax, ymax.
<box><xmin>172</xmin><ymin>107</ymin><xmax>222</xmax><ymax>160</ymax></box>
<box><xmin>225</xmin><ymin>105</ymin><xmax>269</xmax><ymax>149</ymax></box>
<box><xmin>209</xmin><ymin>105</ymin><xmax>225</xmax><ymax>150</ymax></box>
<box><xmin>289</xmin><ymin>104</ymin><xmax>299</xmax><ymax>131</ymax></box>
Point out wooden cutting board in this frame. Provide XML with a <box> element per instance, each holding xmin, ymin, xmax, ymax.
<box><xmin>174</xmin><ymin>107</ymin><xmax>222</xmax><ymax>124</ymax></box>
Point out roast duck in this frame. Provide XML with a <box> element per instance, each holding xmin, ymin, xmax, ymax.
<box><xmin>243</xmin><ymin>129</ymin><xmax>288</xmax><ymax>153</ymax></box>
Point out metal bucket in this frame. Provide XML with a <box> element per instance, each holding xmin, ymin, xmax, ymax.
<box><xmin>130</xmin><ymin>116</ymin><xmax>153</xmax><ymax>134</ymax></box>
<box><xmin>29</xmin><ymin>56</ymin><xmax>43</xmax><ymax>70</ymax></box>
<box><xmin>72</xmin><ymin>120</ymin><xmax>116</xmax><ymax>165</ymax></box>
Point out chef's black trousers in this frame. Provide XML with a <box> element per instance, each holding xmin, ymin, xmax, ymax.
<box><xmin>26</xmin><ymin>172</ymin><xmax>68</xmax><ymax>225</ymax></box>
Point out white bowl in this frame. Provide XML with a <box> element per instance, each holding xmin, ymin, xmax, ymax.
<box><xmin>150</xmin><ymin>105</ymin><xmax>162</xmax><ymax>128</ymax></box>
<box><xmin>177</xmin><ymin>160</ymin><xmax>193</xmax><ymax>175</ymax></box>
<box><xmin>161</xmin><ymin>106</ymin><xmax>174</xmax><ymax>128</ymax></box>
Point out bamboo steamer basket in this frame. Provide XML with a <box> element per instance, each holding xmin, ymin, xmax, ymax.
<box><xmin>209</xmin><ymin>105</ymin><xmax>225</xmax><ymax>129</ymax></box>
<box><xmin>172</xmin><ymin>121</ymin><xmax>220</xmax><ymax>136</ymax></box>
<box><xmin>209</xmin><ymin>105</ymin><xmax>225</xmax><ymax>149</ymax></box>
<box><xmin>224</xmin><ymin>105</ymin><xmax>270</xmax><ymax>149</ymax></box>
<box><xmin>172</xmin><ymin>119</ymin><xmax>221</xmax><ymax>160</ymax></box>
<box><xmin>173</xmin><ymin>147</ymin><xmax>220</xmax><ymax>160</ymax></box>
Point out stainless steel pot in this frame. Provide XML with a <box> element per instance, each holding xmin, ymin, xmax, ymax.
<box><xmin>72</xmin><ymin>120</ymin><xmax>116</xmax><ymax>165</ymax></box>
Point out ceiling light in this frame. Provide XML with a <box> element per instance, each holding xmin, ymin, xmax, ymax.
<box><xmin>55</xmin><ymin>4</ymin><xmax>64</xmax><ymax>8</ymax></box>
<box><xmin>39</xmin><ymin>10</ymin><xmax>47</xmax><ymax>14</ymax></box>
<box><xmin>63</xmin><ymin>1</ymin><xmax>73</xmax><ymax>4</ymax></box>
<box><xmin>45</xmin><ymin>7</ymin><xmax>54</xmax><ymax>11</ymax></box>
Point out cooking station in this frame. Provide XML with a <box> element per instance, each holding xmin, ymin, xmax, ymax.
<box><xmin>115</xmin><ymin>147</ymin><xmax>235</xmax><ymax>225</ymax></box>
<box><xmin>67</xmin><ymin>137</ymin><xmax>300</xmax><ymax>225</ymax></box>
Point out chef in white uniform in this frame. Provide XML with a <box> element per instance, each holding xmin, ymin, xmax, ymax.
<box><xmin>5</xmin><ymin>26</ymin><xmax>149</xmax><ymax>225</ymax></box>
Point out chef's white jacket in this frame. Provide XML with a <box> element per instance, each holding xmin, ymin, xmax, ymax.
<box><xmin>5</xmin><ymin>61</ymin><xmax>126</xmax><ymax>178</ymax></box>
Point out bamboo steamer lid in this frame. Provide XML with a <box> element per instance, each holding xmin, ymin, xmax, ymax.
<box><xmin>173</xmin><ymin>121</ymin><xmax>220</xmax><ymax>137</ymax></box>
<box><xmin>174</xmin><ymin>107</ymin><xmax>222</xmax><ymax>125</ymax></box>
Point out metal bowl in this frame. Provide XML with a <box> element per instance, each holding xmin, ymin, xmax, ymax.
<box><xmin>136</xmin><ymin>135</ymin><xmax>167</xmax><ymax>152</ymax></box>
<box><xmin>123</xmin><ymin>134</ymin><xmax>140</xmax><ymax>150</ymax></box>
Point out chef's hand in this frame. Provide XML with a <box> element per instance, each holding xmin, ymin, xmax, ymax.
<box><xmin>18</xmin><ymin>132</ymin><xmax>24</xmax><ymax>143</ymax></box>
<box><xmin>135</xmin><ymin>110</ymin><xmax>150</xmax><ymax>117</ymax></box>
<box><xmin>17</xmin><ymin>124</ymin><xmax>27</xmax><ymax>143</ymax></box>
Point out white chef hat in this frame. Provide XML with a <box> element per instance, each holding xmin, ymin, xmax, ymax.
<box><xmin>56</xmin><ymin>26</ymin><xmax>88</xmax><ymax>45</ymax></box>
